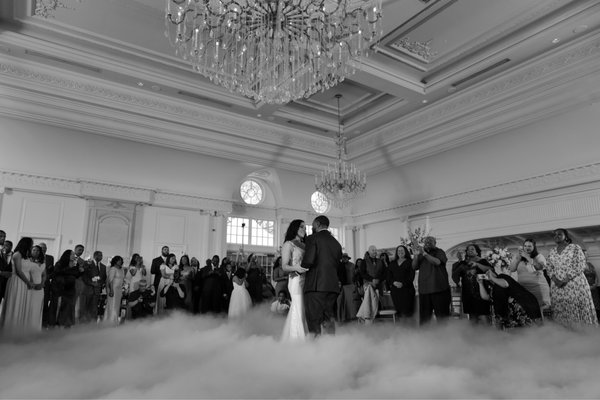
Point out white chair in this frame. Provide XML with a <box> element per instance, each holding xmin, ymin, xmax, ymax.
<box><xmin>377</xmin><ymin>309</ymin><xmax>397</xmax><ymax>324</ymax></box>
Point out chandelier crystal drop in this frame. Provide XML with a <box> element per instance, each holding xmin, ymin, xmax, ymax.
<box><xmin>165</xmin><ymin>0</ymin><xmax>383</xmax><ymax>104</ymax></box>
<box><xmin>315</xmin><ymin>94</ymin><xmax>366</xmax><ymax>209</ymax></box>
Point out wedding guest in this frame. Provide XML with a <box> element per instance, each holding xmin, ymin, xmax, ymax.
<box><xmin>190</xmin><ymin>257</ymin><xmax>202</xmax><ymax>314</ymax></box>
<box><xmin>271</xmin><ymin>256</ymin><xmax>289</xmax><ymax>300</ymax></box>
<box><xmin>200</xmin><ymin>255</ymin><xmax>225</xmax><ymax>314</ymax></box>
<box><xmin>338</xmin><ymin>253</ymin><xmax>355</xmax><ymax>286</ymax></box>
<box><xmin>379</xmin><ymin>252</ymin><xmax>391</xmax><ymax>292</ymax></box>
<box><xmin>412</xmin><ymin>236</ymin><xmax>450</xmax><ymax>325</ymax></box>
<box><xmin>161</xmin><ymin>269</ymin><xmax>186</xmax><ymax>312</ymax></box>
<box><xmin>220</xmin><ymin>257</ymin><xmax>235</xmax><ymax>312</ymax></box>
<box><xmin>246</xmin><ymin>253</ymin><xmax>263</xmax><ymax>305</ymax></box>
<box><xmin>155</xmin><ymin>253</ymin><xmax>178</xmax><ymax>315</ymax></box>
<box><xmin>271</xmin><ymin>290</ymin><xmax>290</xmax><ymax>315</ymax></box>
<box><xmin>104</xmin><ymin>256</ymin><xmax>125</xmax><ymax>325</ymax></box>
<box><xmin>150</xmin><ymin>245</ymin><xmax>169</xmax><ymax>292</ymax></box>
<box><xmin>51</xmin><ymin>250</ymin><xmax>81</xmax><ymax>327</ymax></box>
<box><xmin>228</xmin><ymin>268</ymin><xmax>252</xmax><ymax>318</ymax></box>
<box><xmin>125</xmin><ymin>253</ymin><xmax>146</xmax><ymax>294</ymax></box>
<box><xmin>128</xmin><ymin>279</ymin><xmax>155</xmax><ymax>319</ymax></box>
<box><xmin>80</xmin><ymin>251</ymin><xmax>106</xmax><ymax>324</ymax></box>
<box><xmin>451</xmin><ymin>244</ymin><xmax>493</xmax><ymax>323</ymax></box>
<box><xmin>582</xmin><ymin>250</ymin><xmax>600</xmax><ymax>320</ymax></box>
<box><xmin>0</xmin><ymin>239</ymin><xmax>13</xmax><ymax>307</ymax></box>
<box><xmin>0</xmin><ymin>237</ymin><xmax>34</xmax><ymax>334</ymax></box>
<box><xmin>361</xmin><ymin>245</ymin><xmax>385</xmax><ymax>294</ymax></box>
<box><xmin>509</xmin><ymin>238</ymin><xmax>551</xmax><ymax>311</ymax></box>
<box><xmin>546</xmin><ymin>229</ymin><xmax>598</xmax><ymax>328</ymax></box>
<box><xmin>39</xmin><ymin>242</ymin><xmax>54</xmax><ymax>328</ymax></box>
<box><xmin>24</xmin><ymin>245</ymin><xmax>46</xmax><ymax>332</ymax></box>
<box><xmin>179</xmin><ymin>254</ymin><xmax>194</xmax><ymax>310</ymax></box>
<box><xmin>387</xmin><ymin>245</ymin><xmax>416</xmax><ymax>320</ymax></box>
<box><xmin>477</xmin><ymin>269</ymin><xmax>542</xmax><ymax>329</ymax></box>
<box><xmin>73</xmin><ymin>244</ymin><xmax>86</xmax><ymax>323</ymax></box>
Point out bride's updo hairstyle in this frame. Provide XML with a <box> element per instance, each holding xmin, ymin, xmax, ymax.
<box><xmin>284</xmin><ymin>219</ymin><xmax>305</xmax><ymax>243</ymax></box>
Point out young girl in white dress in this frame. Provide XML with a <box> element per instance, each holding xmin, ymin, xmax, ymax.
<box><xmin>281</xmin><ymin>219</ymin><xmax>309</xmax><ymax>341</ymax></box>
<box><xmin>25</xmin><ymin>245</ymin><xmax>46</xmax><ymax>332</ymax></box>
<box><xmin>155</xmin><ymin>254</ymin><xmax>177</xmax><ymax>315</ymax></box>
<box><xmin>228</xmin><ymin>268</ymin><xmax>252</xmax><ymax>318</ymax></box>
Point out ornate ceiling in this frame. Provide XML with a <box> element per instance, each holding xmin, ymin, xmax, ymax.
<box><xmin>1</xmin><ymin>0</ymin><xmax>600</xmax><ymax>174</ymax></box>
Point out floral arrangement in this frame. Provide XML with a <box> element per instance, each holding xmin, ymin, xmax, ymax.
<box><xmin>486</xmin><ymin>247</ymin><xmax>513</xmax><ymax>274</ymax></box>
<box><xmin>399</xmin><ymin>226</ymin><xmax>431</xmax><ymax>255</ymax></box>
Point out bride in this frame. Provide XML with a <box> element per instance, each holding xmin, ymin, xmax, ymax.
<box><xmin>281</xmin><ymin>219</ymin><xmax>309</xmax><ymax>341</ymax></box>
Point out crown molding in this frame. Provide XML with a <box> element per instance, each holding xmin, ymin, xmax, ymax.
<box><xmin>0</xmin><ymin>169</ymin><xmax>232</xmax><ymax>213</ymax></box>
<box><xmin>351</xmin><ymin>162</ymin><xmax>600</xmax><ymax>226</ymax></box>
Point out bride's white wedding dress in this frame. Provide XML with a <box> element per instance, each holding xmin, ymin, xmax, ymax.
<box><xmin>281</xmin><ymin>240</ymin><xmax>308</xmax><ymax>341</ymax></box>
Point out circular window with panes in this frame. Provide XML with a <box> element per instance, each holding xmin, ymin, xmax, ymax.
<box><xmin>240</xmin><ymin>179</ymin><xmax>263</xmax><ymax>205</ymax></box>
<box><xmin>311</xmin><ymin>191</ymin><xmax>330</xmax><ymax>213</ymax></box>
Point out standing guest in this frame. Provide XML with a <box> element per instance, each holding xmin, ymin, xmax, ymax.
<box><xmin>155</xmin><ymin>253</ymin><xmax>178</xmax><ymax>315</ymax></box>
<box><xmin>128</xmin><ymin>279</ymin><xmax>155</xmax><ymax>320</ymax></box>
<box><xmin>80</xmin><ymin>251</ymin><xmax>106</xmax><ymax>324</ymax></box>
<box><xmin>228</xmin><ymin>268</ymin><xmax>252</xmax><ymax>318</ymax></box>
<box><xmin>125</xmin><ymin>253</ymin><xmax>146</xmax><ymax>294</ymax></box>
<box><xmin>451</xmin><ymin>244</ymin><xmax>493</xmax><ymax>323</ymax></box>
<box><xmin>546</xmin><ymin>228</ymin><xmax>598</xmax><ymax>328</ymax></box>
<box><xmin>477</xmin><ymin>269</ymin><xmax>542</xmax><ymax>329</ymax></box>
<box><xmin>361</xmin><ymin>245</ymin><xmax>385</xmax><ymax>294</ymax></box>
<box><xmin>52</xmin><ymin>250</ymin><xmax>80</xmax><ymax>328</ymax></box>
<box><xmin>25</xmin><ymin>245</ymin><xmax>46</xmax><ymax>332</ymax></box>
<box><xmin>246</xmin><ymin>253</ymin><xmax>263</xmax><ymax>305</ymax></box>
<box><xmin>179</xmin><ymin>254</ymin><xmax>194</xmax><ymax>311</ymax></box>
<box><xmin>0</xmin><ymin>239</ymin><xmax>13</xmax><ymax>307</ymax></box>
<box><xmin>509</xmin><ymin>239</ymin><xmax>551</xmax><ymax>311</ymax></box>
<box><xmin>582</xmin><ymin>250</ymin><xmax>600</xmax><ymax>320</ymax></box>
<box><xmin>161</xmin><ymin>269</ymin><xmax>186</xmax><ymax>312</ymax></box>
<box><xmin>379</xmin><ymin>252</ymin><xmax>391</xmax><ymax>292</ymax></box>
<box><xmin>412</xmin><ymin>236</ymin><xmax>450</xmax><ymax>325</ymax></box>
<box><xmin>338</xmin><ymin>253</ymin><xmax>355</xmax><ymax>286</ymax></box>
<box><xmin>39</xmin><ymin>242</ymin><xmax>54</xmax><ymax>328</ymax></box>
<box><xmin>73</xmin><ymin>244</ymin><xmax>85</xmax><ymax>323</ymax></box>
<box><xmin>104</xmin><ymin>256</ymin><xmax>125</xmax><ymax>325</ymax></box>
<box><xmin>150</xmin><ymin>245</ymin><xmax>169</xmax><ymax>293</ymax></box>
<box><xmin>0</xmin><ymin>237</ymin><xmax>34</xmax><ymax>334</ymax></box>
<box><xmin>200</xmin><ymin>255</ymin><xmax>225</xmax><ymax>314</ymax></box>
<box><xmin>387</xmin><ymin>245</ymin><xmax>416</xmax><ymax>320</ymax></box>
<box><xmin>271</xmin><ymin>256</ymin><xmax>289</xmax><ymax>300</ymax></box>
<box><xmin>220</xmin><ymin>257</ymin><xmax>235</xmax><ymax>312</ymax></box>
<box><xmin>190</xmin><ymin>257</ymin><xmax>202</xmax><ymax>314</ymax></box>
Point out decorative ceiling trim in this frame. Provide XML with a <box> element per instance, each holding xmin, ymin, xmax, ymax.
<box><xmin>351</xmin><ymin>162</ymin><xmax>600</xmax><ymax>225</ymax></box>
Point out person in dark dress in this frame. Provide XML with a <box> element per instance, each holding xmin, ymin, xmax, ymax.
<box><xmin>0</xmin><ymin>239</ymin><xmax>13</xmax><ymax>307</ymax></box>
<box><xmin>387</xmin><ymin>245</ymin><xmax>415</xmax><ymax>320</ymax></box>
<box><xmin>246</xmin><ymin>253</ymin><xmax>263</xmax><ymax>305</ymax></box>
<box><xmin>451</xmin><ymin>243</ymin><xmax>493</xmax><ymax>323</ymax></box>
<box><xmin>51</xmin><ymin>250</ymin><xmax>81</xmax><ymax>327</ymax></box>
<box><xmin>478</xmin><ymin>269</ymin><xmax>542</xmax><ymax>329</ymax></box>
<box><xmin>200</xmin><ymin>255</ymin><xmax>225</xmax><ymax>314</ymax></box>
<box><xmin>161</xmin><ymin>269</ymin><xmax>186</xmax><ymax>312</ymax></box>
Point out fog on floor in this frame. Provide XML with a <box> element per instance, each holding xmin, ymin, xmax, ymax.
<box><xmin>1</xmin><ymin>307</ymin><xmax>599</xmax><ymax>399</ymax></box>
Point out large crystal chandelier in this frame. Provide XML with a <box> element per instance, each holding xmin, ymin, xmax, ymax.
<box><xmin>165</xmin><ymin>0</ymin><xmax>382</xmax><ymax>104</ymax></box>
<box><xmin>315</xmin><ymin>94</ymin><xmax>366</xmax><ymax>208</ymax></box>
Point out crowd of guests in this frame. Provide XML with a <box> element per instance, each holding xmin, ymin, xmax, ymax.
<box><xmin>0</xmin><ymin>229</ymin><xmax>279</xmax><ymax>335</ymax></box>
<box><xmin>1</xmin><ymin>227</ymin><xmax>599</xmax><ymax>335</ymax></box>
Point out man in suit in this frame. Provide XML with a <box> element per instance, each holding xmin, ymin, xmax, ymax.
<box><xmin>0</xmin><ymin>237</ymin><xmax>13</xmax><ymax>306</ymax></box>
<box><xmin>151</xmin><ymin>245</ymin><xmax>169</xmax><ymax>292</ymax></box>
<box><xmin>200</xmin><ymin>255</ymin><xmax>225</xmax><ymax>314</ymax></box>
<box><xmin>39</xmin><ymin>242</ymin><xmax>55</xmax><ymax>328</ymax></box>
<box><xmin>80</xmin><ymin>250</ymin><xmax>107</xmax><ymax>324</ymax></box>
<box><xmin>301</xmin><ymin>215</ymin><xmax>342</xmax><ymax>336</ymax></box>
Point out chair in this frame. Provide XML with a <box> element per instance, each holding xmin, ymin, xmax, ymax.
<box><xmin>377</xmin><ymin>308</ymin><xmax>397</xmax><ymax>324</ymax></box>
<box><xmin>376</xmin><ymin>291</ymin><xmax>397</xmax><ymax>324</ymax></box>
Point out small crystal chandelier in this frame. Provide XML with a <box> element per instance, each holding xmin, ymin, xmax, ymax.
<box><xmin>315</xmin><ymin>94</ymin><xmax>366</xmax><ymax>208</ymax></box>
<box><xmin>165</xmin><ymin>0</ymin><xmax>382</xmax><ymax>104</ymax></box>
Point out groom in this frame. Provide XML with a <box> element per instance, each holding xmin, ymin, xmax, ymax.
<box><xmin>302</xmin><ymin>215</ymin><xmax>342</xmax><ymax>336</ymax></box>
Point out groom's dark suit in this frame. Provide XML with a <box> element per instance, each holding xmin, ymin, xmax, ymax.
<box><xmin>302</xmin><ymin>229</ymin><xmax>342</xmax><ymax>335</ymax></box>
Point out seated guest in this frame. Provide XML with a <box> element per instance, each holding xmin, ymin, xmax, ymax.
<box><xmin>271</xmin><ymin>291</ymin><xmax>291</xmax><ymax>315</ymax></box>
<box><xmin>477</xmin><ymin>269</ymin><xmax>542</xmax><ymax>329</ymax></box>
<box><xmin>161</xmin><ymin>269</ymin><xmax>186</xmax><ymax>311</ymax></box>
<box><xmin>361</xmin><ymin>246</ymin><xmax>385</xmax><ymax>294</ymax></box>
<box><xmin>509</xmin><ymin>239</ymin><xmax>551</xmax><ymax>311</ymax></box>
<box><xmin>128</xmin><ymin>279</ymin><xmax>155</xmax><ymax>319</ymax></box>
<box><xmin>451</xmin><ymin>244</ymin><xmax>493</xmax><ymax>323</ymax></box>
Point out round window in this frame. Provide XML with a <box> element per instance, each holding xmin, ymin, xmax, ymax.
<box><xmin>311</xmin><ymin>191</ymin><xmax>330</xmax><ymax>213</ymax></box>
<box><xmin>240</xmin><ymin>179</ymin><xmax>263</xmax><ymax>205</ymax></box>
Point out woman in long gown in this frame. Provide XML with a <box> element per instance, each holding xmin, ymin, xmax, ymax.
<box><xmin>155</xmin><ymin>253</ymin><xmax>177</xmax><ymax>315</ymax></box>
<box><xmin>25</xmin><ymin>245</ymin><xmax>46</xmax><ymax>332</ymax></box>
<box><xmin>281</xmin><ymin>219</ymin><xmax>309</xmax><ymax>341</ymax></box>
<box><xmin>104</xmin><ymin>256</ymin><xmax>125</xmax><ymax>325</ymax></box>
<box><xmin>228</xmin><ymin>268</ymin><xmax>252</xmax><ymax>318</ymax></box>
<box><xmin>509</xmin><ymin>238</ymin><xmax>551</xmax><ymax>311</ymax></box>
<box><xmin>0</xmin><ymin>237</ymin><xmax>34</xmax><ymax>335</ymax></box>
<box><xmin>546</xmin><ymin>228</ymin><xmax>598</xmax><ymax>328</ymax></box>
